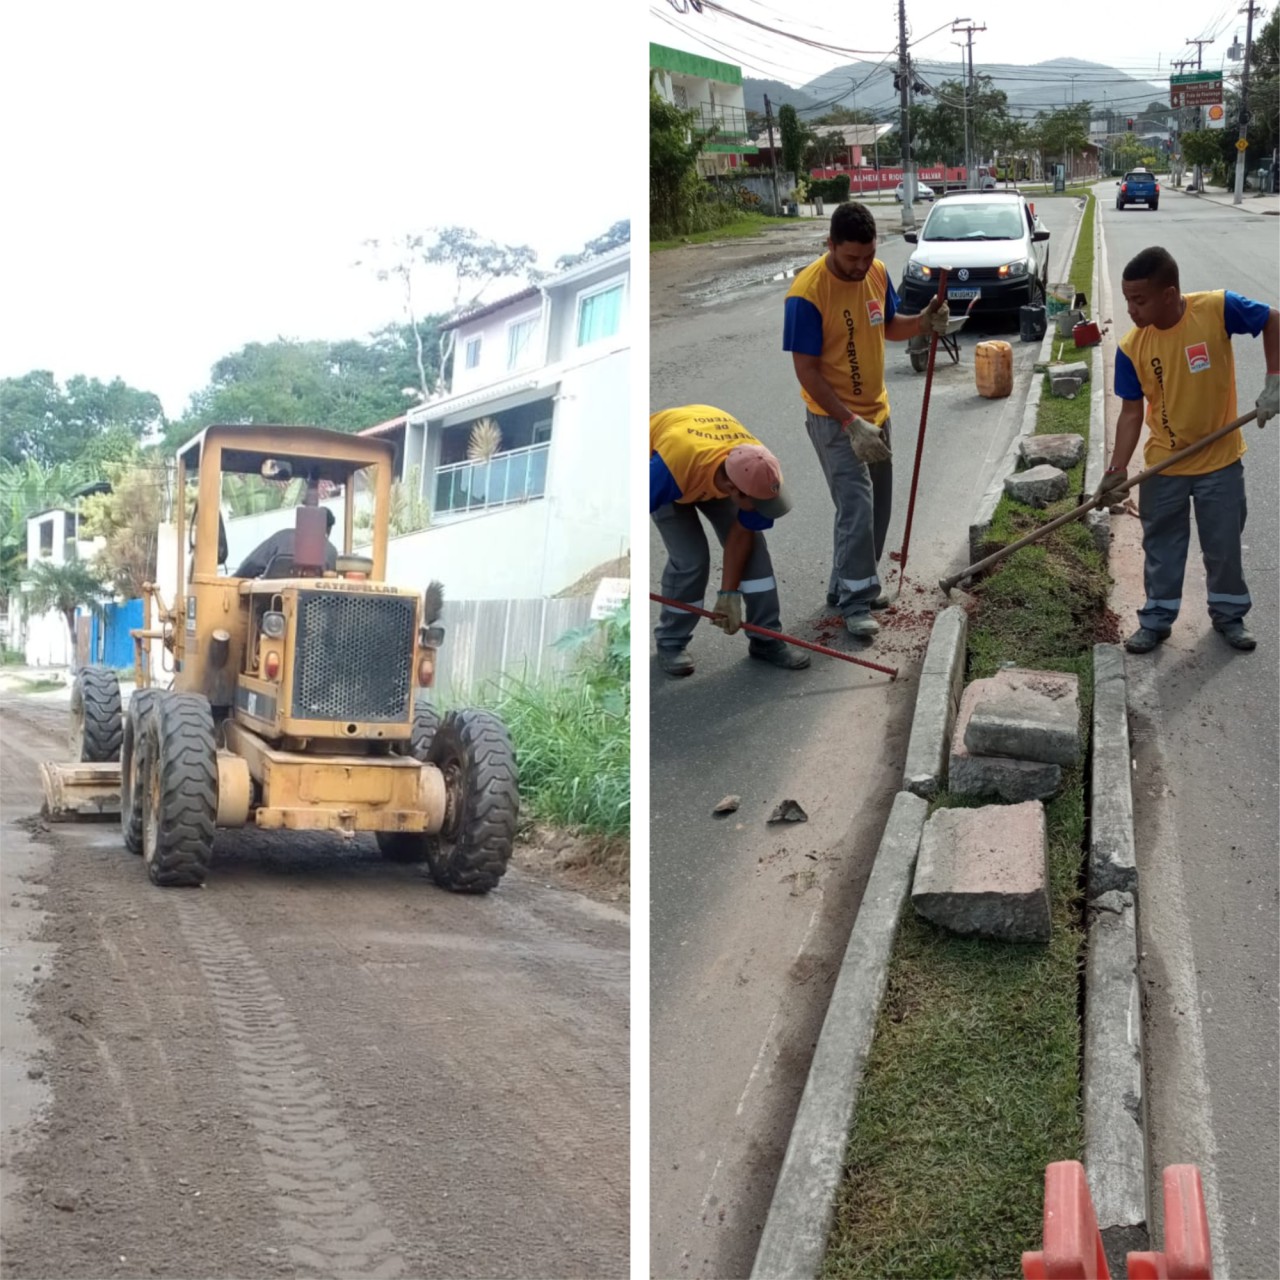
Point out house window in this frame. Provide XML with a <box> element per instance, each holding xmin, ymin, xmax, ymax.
<box><xmin>506</xmin><ymin>315</ymin><xmax>538</xmax><ymax>370</ymax></box>
<box><xmin>576</xmin><ymin>282</ymin><xmax>624</xmax><ymax>347</ymax></box>
<box><xmin>464</xmin><ymin>336</ymin><xmax>482</xmax><ymax>369</ymax></box>
<box><xmin>39</xmin><ymin>519</ymin><xmax>54</xmax><ymax>557</ymax></box>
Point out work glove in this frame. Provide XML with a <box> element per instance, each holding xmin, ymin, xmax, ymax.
<box><xmin>1093</xmin><ymin>466</ymin><xmax>1127</xmax><ymax>504</ymax></box>
<box><xmin>1257</xmin><ymin>373</ymin><xmax>1279</xmax><ymax>429</ymax></box>
<box><xmin>711</xmin><ymin>590</ymin><xmax>744</xmax><ymax>636</ymax></box>
<box><xmin>921</xmin><ymin>294</ymin><xmax>951</xmax><ymax>337</ymax></box>
<box><xmin>842</xmin><ymin>415</ymin><xmax>892</xmax><ymax>464</ymax></box>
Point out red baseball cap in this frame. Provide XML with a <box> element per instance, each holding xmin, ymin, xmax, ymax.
<box><xmin>725</xmin><ymin>445</ymin><xmax>791</xmax><ymax>518</ymax></box>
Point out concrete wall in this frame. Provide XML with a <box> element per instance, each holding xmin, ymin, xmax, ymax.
<box><xmin>544</xmin><ymin>261</ymin><xmax>629</xmax><ymax>367</ymax></box>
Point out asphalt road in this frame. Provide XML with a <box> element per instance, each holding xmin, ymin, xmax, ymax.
<box><xmin>648</xmin><ymin>195</ymin><xmax>1083</xmax><ymax>1279</ymax></box>
<box><xmin>1095</xmin><ymin>182</ymin><xmax>1279</xmax><ymax>1279</ymax></box>
<box><xmin>0</xmin><ymin>693</ymin><xmax>629</xmax><ymax>1280</ymax></box>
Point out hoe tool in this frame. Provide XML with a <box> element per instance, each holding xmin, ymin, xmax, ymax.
<box><xmin>893</xmin><ymin>267</ymin><xmax>949</xmax><ymax>600</ymax></box>
<box><xmin>939</xmin><ymin>408</ymin><xmax>1258</xmax><ymax>595</ymax></box>
<box><xmin>649</xmin><ymin>593</ymin><xmax>898</xmax><ymax>679</ymax></box>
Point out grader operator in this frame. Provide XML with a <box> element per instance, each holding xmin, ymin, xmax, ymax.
<box><xmin>44</xmin><ymin>424</ymin><xmax>519</xmax><ymax>894</ymax></box>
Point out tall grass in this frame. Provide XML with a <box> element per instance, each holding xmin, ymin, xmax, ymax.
<box><xmin>462</xmin><ymin>600</ymin><xmax>630</xmax><ymax>838</ymax></box>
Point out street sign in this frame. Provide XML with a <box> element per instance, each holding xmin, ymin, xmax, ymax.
<box><xmin>1205</xmin><ymin>103</ymin><xmax>1226</xmax><ymax>130</ymax></box>
<box><xmin>1235</xmin><ymin>138</ymin><xmax>1249</xmax><ymax>152</ymax></box>
<box><xmin>1170</xmin><ymin>71</ymin><xmax>1223</xmax><ymax>108</ymax></box>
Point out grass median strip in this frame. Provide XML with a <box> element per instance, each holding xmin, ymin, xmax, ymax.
<box><xmin>821</xmin><ymin>192</ymin><xmax>1110</xmax><ymax>1278</ymax></box>
<box><xmin>650</xmin><ymin>212</ymin><xmax>797</xmax><ymax>251</ymax></box>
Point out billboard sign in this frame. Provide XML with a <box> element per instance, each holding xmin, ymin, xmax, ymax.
<box><xmin>1171</xmin><ymin>71</ymin><xmax>1223</xmax><ymax>108</ymax></box>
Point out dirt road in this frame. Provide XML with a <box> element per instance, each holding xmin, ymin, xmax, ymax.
<box><xmin>0</xmin><ymin>694</ymin><xmax>628</xmax><ymax>1280</ymax></box>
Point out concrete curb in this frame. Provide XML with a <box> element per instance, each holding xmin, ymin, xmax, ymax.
<box><xmin>750</xmin><ymin>791</ymin><xmax>929</xmax><ymax>1280</ymax></box>
<box><xmin>1084</xmin><ymin>206</ymin><xmax>1110</xmax><ymax>557</ymax></box>
<box><xmin>901</xmin><ymin>605</ymin><xmax>968</xmax><ymax>798</ymax></box>
<box><xmin>968</xmin><ymin>198</ymin><xmax>1087</xmax><ymax>561</ymax></box>
<box><xmin>1083</xmin><ymin>644</ymin><xmax>1150</xmax><ymax>1275</ymax></box>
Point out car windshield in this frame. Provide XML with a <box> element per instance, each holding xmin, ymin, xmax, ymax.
<box><xmin>922</xmin><ymin>203</ymin><xmax>1024</xmax><ymax>241</ymax></box>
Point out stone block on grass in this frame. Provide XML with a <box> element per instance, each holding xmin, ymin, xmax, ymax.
<box><xmin>912</xmin><ymin>801</ymin><xmax>1051</xmax><ymax>943</ymax></box>
<box><xmin>950</xmin><ymin>680</ymin><xmax>1062</xmax><ymax>802</ymax></box>
<box><xmin>1047</xmin><ymin>359</ymin><xmax>1090</xmax><ymax>383</ymax></box>
<box><xmin>1051</xmin><ymin>374</ymin><xmax>1085</xmax><ymax>398</ymax></box>
<box><xmin>964</xmin><ymin>668</ymin><xmax>1081</xmax><ymax>766</ymax></box>
<box><xmin>1019</xmin><ymin>433</ymin><xmax>1085</xmax><ymax>470</ymax></box>
<box><xmin>1004</xmin><ymin>464</ymin><xmax>1069</xmax><ymax>507</ymax></box>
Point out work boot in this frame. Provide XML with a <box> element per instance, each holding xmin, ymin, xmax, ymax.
<box><xmin>1124</xmin><ymin>627</ymin><xmax>1169</xmax><ymax>654</ymax></box>
<box><xmin>1215</xmin><ymin>621</ymin><xmax>1256</xmax><ymax>651</ymax></box>
<box><xmin>845</xmin><ymin>613</ymin><xmax>880</xmax><ymax>640</ymax></box>
<box><xmin>749</xmin><ymin>642</ymin><xmax>811</xmax><ymax>670</ymax></box>
<box><xmin>658</xmin><ymin>648</ymin><xmax>694</xmax><ymax>677</ymax></box>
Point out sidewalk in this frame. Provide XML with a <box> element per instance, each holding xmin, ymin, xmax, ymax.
<box><xmin>1177</xmin><ymin>179</ymin><xmax>1280</xmax><ymax>216</ymax></box>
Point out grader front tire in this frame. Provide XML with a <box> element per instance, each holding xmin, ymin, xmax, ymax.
<box><xmin>424</xmin><ymin>709</ymin><xmax>519</xmax><ymax>894</ymax></box>
<box><xmin>71</xmin><ymin>668</ymin><xmax>123</xmax><ymax>763</ymax></box>
<box><xmin>142</xmin><ymin>694</ymin><xmax>217</xmax><ymax>888</ymax></box>
<box><xmin>121</xmin><ymin>688</ymin><xmax>161</xmax><ymax>855</ymax></box>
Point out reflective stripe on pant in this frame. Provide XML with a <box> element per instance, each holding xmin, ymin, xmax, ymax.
<box><xmin>1137</xmin><ymin>460</ymin><xmax>1250</xmax><ymax>633</ymax></box>
<box><xmin>652</xmin><ymin>497</ymin><xmax>783</xmax><ymax>651</ymax></box>
<box><xmin>805</xmin><ymin>410</ymin><xmax>893</xmax><ymax>615</ymax></box>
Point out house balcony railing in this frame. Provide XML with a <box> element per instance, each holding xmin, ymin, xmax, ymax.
<box><xmin>433</xmin><ymin>441</ymin><xmax>550</xmax><ymax>519</ymax></box>
<box><xmin>691</xmin><ymin>101</ymin><xmax>750</xmax><ymax>147</ymax></box>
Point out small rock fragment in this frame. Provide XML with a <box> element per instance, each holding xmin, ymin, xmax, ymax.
<box><xmin>767</xmin><ymin>799</ymin><xmax>808</xmax><ymax>824</ymax></box>
<box><xmin>713</xmin><ymin>795</ymin><xmax>740</xmax><ymax>815</ymax></box>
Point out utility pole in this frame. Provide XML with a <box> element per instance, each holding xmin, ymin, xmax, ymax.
<box><xmin>953</xmin><ymin>20</ymin><xmax>985</xmax><ymax>188</ymax></box>
<box><xmin>1233</xmin><ymin>2</ymin><xmax>1260</xmax><ymax>204</ymax></box>
<box><xmin>1185</xmin><ymin>38</ymin><xmax>1214</xmax><ymax>190</ymax></box>
<box><xmin>764</xmin><ymin>94</ymin><xmax>783</xmax><ymax>217</ymax></box>
<box><xmin>897</xmin><ymin>0</ymin><xmax>915</xmax><ymax>227</ymax></box>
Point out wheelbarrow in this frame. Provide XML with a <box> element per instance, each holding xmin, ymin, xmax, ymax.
<box><xmin>907</xmin><ymin>312</ymin><xmax>968</xmax><ymax>372</ymax></box>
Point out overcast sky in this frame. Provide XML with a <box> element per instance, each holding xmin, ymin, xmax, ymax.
<box><xmin>650</xmin><ymin>0</ymin><xmax>1257</xmax><ymax>110</ymax></box>
<box><xmin>0</xmin><ymin>2</ymin><xmax>628</xmax><ymax>420</ymax></box>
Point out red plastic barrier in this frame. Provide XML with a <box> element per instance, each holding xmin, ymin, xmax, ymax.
<box><xmin>1022</xmin><ymin>1161</ymin><xmax>1112</xmax><ymax>1279</ymax></box>
<box><xmin>1127</xmin><ymin>1166</ymin><xmax>1213</xmax><ymax>1279</ymax></box>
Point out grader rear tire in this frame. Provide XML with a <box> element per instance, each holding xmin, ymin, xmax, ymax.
<box><xmin>71</xmin><ymin>668</ymin><xmax>122</xmax><ymax>763</ymax></box>
<box><xmin>142</xmin><ymin>694</ymin><xmax>217</xmax><ymax>888</ymax></box>
<box><xmin>120</xmin><ymin>688</ymin><xmax>161</xmax><ymax>855</ymax></box>
<box><xmin>424</xmin><ymin>709</ymin><xmax>519</xmax><ymax>894</ymax></box>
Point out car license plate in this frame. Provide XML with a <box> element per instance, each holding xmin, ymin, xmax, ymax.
<box><xmin>947</xmin><ymin>287</ymin><xmax>980</xmax><ymax>300</ymax></box>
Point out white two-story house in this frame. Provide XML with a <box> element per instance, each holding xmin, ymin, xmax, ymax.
<box><xmin>361</xmin><ymin>243</ymin><xmax>630</xmax><ymax>601</ymax></box>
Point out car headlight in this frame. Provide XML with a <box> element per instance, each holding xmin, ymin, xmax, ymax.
<box><xmin>905</xmin><ymin>261</ymin><xmax>932</xmax><ymax>280</ymax></box>
<box><xmin>999</xmin><ymin>259</ymin><xmax>1030</xmax><ymax>279</ymax></box>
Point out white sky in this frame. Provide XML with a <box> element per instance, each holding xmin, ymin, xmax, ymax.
<box><xmin>649</xmin><ymin>0</ymin><xmax>1257</xmax><ymax>112</ymax></box>
<box><xmin>0</xmin><ymin>2</ymin><xmax>628</xmax><ymax>420</ymax></box>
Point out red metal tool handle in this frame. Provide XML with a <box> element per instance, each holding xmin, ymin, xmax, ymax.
<box><xmin>896</xmin><ymin>267</ymin><xmax>948</xmax><ymax>591</ymax></box>
<box><xmin>649</xmin><ymin>593</ymin><xmax>898</xmax><ymax>679</ymax></box>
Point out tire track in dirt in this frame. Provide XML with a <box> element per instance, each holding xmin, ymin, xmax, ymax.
<box><xmin>175</xmin><ymin>897</ymin><xmax>406</xmax><ymax>1280</ymax></box>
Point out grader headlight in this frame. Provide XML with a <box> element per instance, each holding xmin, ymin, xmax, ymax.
<box><xmin>262</xmin><ymin>611</ymin><xmax>286</xmax><ymax>639</ymax></box>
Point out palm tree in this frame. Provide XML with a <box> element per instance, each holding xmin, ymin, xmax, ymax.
<box><xmin>22</xmin><ymin>558</ymin><xmax>108</xmax><ymax>662</ymax></box>
<box><xmin>467</xmin><ymin>417</ymin><xmax>503</xmax><ymax>506</ymax></box>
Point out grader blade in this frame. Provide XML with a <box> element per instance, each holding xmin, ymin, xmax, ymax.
<box><xmin>40</xmin><ymin>762</ymin><xmax>122</xmax><ymax>822</ymax></box>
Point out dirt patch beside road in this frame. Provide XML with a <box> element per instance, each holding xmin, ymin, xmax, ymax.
<box><xmin>0</xmin><ymin>695</ymin><xmax>629</xmax><ymax>1280</ymax></box>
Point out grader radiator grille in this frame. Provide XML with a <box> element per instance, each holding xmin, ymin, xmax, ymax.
<box><xmin>292</xmin><ymin>591</ymin><xmax>416</xmax><ymax>723</ymax></box>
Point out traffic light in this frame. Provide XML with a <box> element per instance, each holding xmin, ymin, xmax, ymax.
<box><xmin>1127</xmin><ymin>118</ymin><xmax>1134</xmax><ymax>129</ymax></box>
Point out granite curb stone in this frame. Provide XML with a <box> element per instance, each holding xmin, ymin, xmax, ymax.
<box><xmin>901</xmin><ymin>605</ymin><xmax>968</xmax><ymax>798</ymax></box>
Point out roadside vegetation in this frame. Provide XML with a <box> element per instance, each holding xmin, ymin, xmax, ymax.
<box><xmin>824</xmin><ymin>194</ymin><xmax>1108</xmax><ymax>1277</ymax></box>
<box><xmin>456</xmin><ymin>601</ymin><xmax>629</xmax><ymax>854</ymax></box>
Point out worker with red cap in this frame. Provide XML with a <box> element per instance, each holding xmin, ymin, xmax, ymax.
<box><xmin>650</xmin><ymin>404</ymin><xmax>809</xmax><ymax>677</ymax></box>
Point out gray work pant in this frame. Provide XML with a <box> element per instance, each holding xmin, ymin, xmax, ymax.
<box><xmin>805</xmin><ymin>410</ymin><xmax>893</xmax><ymax>616</ymax></box>
<box><xmin>1137</xmin><ymin>461</ymin><xmax>1251</xmax><ymax>633</ymax></box>
<box><xmin>652</xmin><ymin>498</ymin><xmax>783</xmax><ymax>652</ymax></box>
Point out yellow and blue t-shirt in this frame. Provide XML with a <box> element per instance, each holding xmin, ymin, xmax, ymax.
<box><xmin>1116</xmin><ymin>290</ymin><xmax>1271</xmax><ymax>476</ymax></box>
<box><xmin>650</xmin><ymin>405</ymin><xmax>775</xmax><ymax>530</ymax></box>
<box><xmin>782</xmin><ymin>256</ymin><xmax>899</xmax><ymax>425</ymax></box>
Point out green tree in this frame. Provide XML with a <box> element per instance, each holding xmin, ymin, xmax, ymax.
<box><xmin>1</xmin><ymin>371</ymin><xmax>165</xmax><ymax>467</ymax></box>
<box><xmin>1036</xmin><ymin>106</ymin><xmax>1091</xmax><ymax>172</ymax></box>
<box><xmin>778</xmin><ymin>103</ymin><xmax>806</xmax><ymax>176</ymax></box>
<box><xmin>554</xmin><ymin>220</ymin><xmax>630</xmax><ymax>270</ymax></box>
<box><xmin>22</xmin><ymin>557</ymin><xmax>108</xmax><ymax>654</ymax></box>
<box><xmin>1181</xmin><ymin>129</ymin><xmax>1223</xmax><ymax>171</ymax></box>
<box><xmin>651</xmin><ymin>87</ymin><xmax>718</xmax><ymax>237</ymax></box>
<box><xmin>77</xmin><ymin>456</ymin><xmax>166</xmax><ymax>599</ymax></box>
<box><xmin>0</xmin><ymin>457</ymin><xmax>101</xmax><ymax>595</ymax></box>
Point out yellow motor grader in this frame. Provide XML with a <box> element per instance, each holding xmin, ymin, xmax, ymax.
<box><xmin>42</xmin><ymin>424</ymin><xmax>519</xmax><ymax>893</ymax></box>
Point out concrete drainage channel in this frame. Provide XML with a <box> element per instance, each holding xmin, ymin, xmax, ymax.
<box><xmin>751</xmin><ymin>201</ymin><xmax>1151</xmax><ymax>1280</ymax></box>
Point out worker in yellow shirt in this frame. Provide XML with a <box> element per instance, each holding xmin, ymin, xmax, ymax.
<box><xmin>650</xmin><ymin>405</ymin><xmax>809</xmax><ymax>677</ymax></box>
<box><xmin>1096</xmin><ymin>246</ymin><xmax>1278</xmax><ymax>653</ymax></box>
